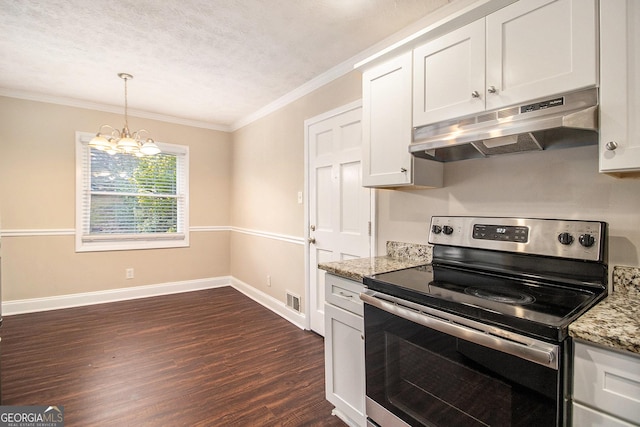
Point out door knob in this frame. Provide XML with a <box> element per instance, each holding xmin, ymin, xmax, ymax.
<box><xmin>471</xmin><ymin>90</ymin><xmax>480</xmax><ymax>98</ymax></box>
<box><xmin>488</xmin><ymin>85</ymin><xmax>497</xmax><ymax>94</ymax></box>
<box><xmin>308</xmin><ymin>237</ymin><xmax>316</xmax><ymax>244</ymax></box>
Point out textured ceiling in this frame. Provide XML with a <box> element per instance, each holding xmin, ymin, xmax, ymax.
<box><xmin>0</xmin><ymin>0</ymin><xmax>452</xmax><ymax>130</ymax></box>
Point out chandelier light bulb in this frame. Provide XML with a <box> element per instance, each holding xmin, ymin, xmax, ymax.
<box><xmin>140</xmin><ymin>139</ymin><xmax>161</xmax><ymax>155</ymax></box>
<box><xmin>89</xmin><ymin>134</ymin><xmax>111</xmax><ymax>151</ymax></box>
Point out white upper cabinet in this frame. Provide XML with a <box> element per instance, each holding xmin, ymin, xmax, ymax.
<box><xmin>599</xmin><ymin>0</ymin><xmax>640</xmax><ymax>173</ymax></box>
<box><xmin>362</xmin><ymin>52</ymin><xmax>413</xmax><ymax>187</ymax></box>
<box><xmin>413</xmin><ymin>0</ymin><xmax>598</xmax><ymax>127</ymax></box>
<box><xmin>413</xmin><ymin>19</ymin><xmax>486</xmax><ymax>126</ymax></box>
<box><xmin>485</xmin><ymin>0</ymin><xmax>597</xmax><ymax>110</ymax></box>
<box><xmin>362</xmin><ymin>51</ymin><xmax>443</xmax><ymax>188</ymax></box>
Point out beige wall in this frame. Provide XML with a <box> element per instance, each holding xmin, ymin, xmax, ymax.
<box><xmin>231</xmin><ymin>66</ymin><xmax>640</xmax><ymax>303</ymax></box>
<box><xmin>376</xmin><ymin>145</ymin><xmax>640</xmax><ymax>270</ymax></box>
<box><xmin>3</xmin><ymin>65</ymin><xmax>639</xmax><ymax>309</ymax></box>
<box><xmin>230</xmin><ymin>72</ymin><xmax>362</xmax><ymax>304</ymax></box>
<box><xmin>0</xmin><ymin>96</ymin><xmax>232</xmax><ymax>301</ymax></box>
<box><xmin>0</xmin><ymin>71</ymin><xmax>363</xmax><ymax>309</ymax></box>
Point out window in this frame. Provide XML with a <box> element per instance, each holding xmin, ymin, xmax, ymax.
<box><xmin>75</xmin><ymin>132</ymin><xmax>189</xmax><ymax>252</ymax></box>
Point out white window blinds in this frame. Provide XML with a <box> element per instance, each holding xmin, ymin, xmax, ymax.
<box><xmin>76</xmin><ymin>132</ymin><xmax>189</xmax><ymax>252</ymax></box>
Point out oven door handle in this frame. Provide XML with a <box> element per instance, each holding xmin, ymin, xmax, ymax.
<box><xmin>360</xmin><ymin>290</ymin><xmax>559</xmax><ymax>370</ymax></box>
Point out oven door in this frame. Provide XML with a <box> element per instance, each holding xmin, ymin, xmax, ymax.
<box><xmin>361</xmin><ymin>291</ymin><xmax>566</xmax><ymax>427</ymax></box>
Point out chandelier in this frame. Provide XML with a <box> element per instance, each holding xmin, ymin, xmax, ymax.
<box><xmin>89</xmin><ymin>73</ymin><xmax>161</xmax><ymax>156</ymax></box>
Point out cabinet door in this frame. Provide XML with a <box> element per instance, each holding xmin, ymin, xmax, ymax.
<box><xmin>485</xmin><ymin>0</ymin><xmax>597</xmax><ymax>110</ymax></box>
<box><xmin>324</xmin><ymin>303</ymin><xmax>366</xmax><ymax>426</ymax></box>
<box><xmin>413</xmin><ymin>19</ymin><xmax>485</xmax><ymax>127</ymax></box>
<box><xmin>599</xmin><ymin>0</ymin><xmax>640</xmax><ymax>173</ymax></box>
<box><xmin>573</xmin><ymin>402</ymin><xmax>637</xmax><ymax>427</ymax></box>
<box><xmin>362</xmin><ymin>52</ymin><xmax>413</xmax><ymax>187</ymax></box>
<box><xmin>573</xmin><ymin>341</ymin><xmax>640</xmax><ymax>426</ymax></box>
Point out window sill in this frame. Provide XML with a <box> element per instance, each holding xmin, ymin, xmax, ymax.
<box><xmin>75</xmin><ymin>235</ymin><xmax>189</xmax><ymax>252</ymax></box>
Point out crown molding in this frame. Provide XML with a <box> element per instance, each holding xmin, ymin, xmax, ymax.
<box><xmin>229</xmin><ymin>58</ymin><xmax>357</xmax><ymax>132</ymax></box>
<box><xmin>229</xmin><ymin>1</ymin><xmax>475</xmax><ymax>131</ymax></box>
<box><xmin>0</xmin><ymin>88</ymin><xmax>231</xmax><ymax>132</ymax></box>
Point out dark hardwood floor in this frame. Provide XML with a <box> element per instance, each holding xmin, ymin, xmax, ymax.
<box><xmin>1</xmin><ymin>287</ymin><xmax>346</xmax><ymax>426</ymax></box>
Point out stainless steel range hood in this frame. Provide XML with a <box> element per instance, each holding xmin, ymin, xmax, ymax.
<box><xmin>410</xmin><ymin>88</ymin><xmax>598</xmax><ymax>162</ymax></box>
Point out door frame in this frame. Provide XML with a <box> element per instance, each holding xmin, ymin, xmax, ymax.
<box><xmin>303</xmin><ymin>99</ymin><xmax>376</xmax><ymax>331</ymax></box>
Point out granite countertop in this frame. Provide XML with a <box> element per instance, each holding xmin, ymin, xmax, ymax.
<box><xmin>322</xmin><ymin>242</ymin><xmax>640</xmax><ymax>356</ymax></box>
<box><xmin>569</xmin><ymin>266</ymin><xmax>640</xmax><ymax>355</ymax></box>
<box><xmin>318</xmin><ymin>241</ymin><xmax>431</xmax><ymax>282</ymax></box>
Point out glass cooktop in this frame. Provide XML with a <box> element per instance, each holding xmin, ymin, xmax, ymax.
<box><xmin>364</xmin><ymin>264</ymin><xmax>606</xmax><ymax>342</ymax></box>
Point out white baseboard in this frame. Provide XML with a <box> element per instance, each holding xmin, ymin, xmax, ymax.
<box><xmin>1</xmin><ymin>276</ymin><xmax>308</xmax><ymax>331</ymax></box>
<box><xmin>230</xmin><ymin>277</ymin><xmax>306</xmax><ymax>330</ymax></box>
<box><xmin>2</xmin><ymin>277</ymin><xmax>231</xmax><ymax>316</ymax></box>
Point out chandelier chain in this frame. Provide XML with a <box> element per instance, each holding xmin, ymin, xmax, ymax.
<box><xmin>123</xmin><ymin>75</ymin><xmax>129</xmax><ymax>129</ymax></box>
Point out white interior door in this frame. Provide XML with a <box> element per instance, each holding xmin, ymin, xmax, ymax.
<box><xmin>306</xmin><ymin>101</ymin><xmax>372</xmax><ymax>336</ymax></box>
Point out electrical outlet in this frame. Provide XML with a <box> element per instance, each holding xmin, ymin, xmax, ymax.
<box><xmin>267</xmin><ymin>275</ymin><xmax>271</xmax><ymax>287</ymax></box>
<box><xmin>126</xmin><ymin>268</ymin><xmax>134</xmax><ymax>279</ymax></box>
<box><xmin>297</xmin><ymin>191</ymin><xmax>303</xmax><ymax>204</ymax></box>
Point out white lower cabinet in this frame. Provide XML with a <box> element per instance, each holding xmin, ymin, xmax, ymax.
<box><xmin>573</xmin><ymin>341</ymin><xmax>640</xmax><ymax>426</ymax></box>
<box><xmin>324</xmin><ymin>274</ymin><xmax>366</xmax><ymax>427</ymax></box>
<box><xmin>573</xmin><ymin>402</ymin><xmax>637</xmax><ymax>427</ymax></box>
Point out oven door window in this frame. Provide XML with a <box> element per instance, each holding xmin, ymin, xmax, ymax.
<box><xmin>365</xmin><ymin>304</ymin><xmax>562</xmax><ymax>427</ymax></box>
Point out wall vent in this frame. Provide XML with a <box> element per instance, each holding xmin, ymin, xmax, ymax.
<box><xmin>286</xmin><ymin>291</ymin><xmax>301</xmax><ymax>313</ymax></box>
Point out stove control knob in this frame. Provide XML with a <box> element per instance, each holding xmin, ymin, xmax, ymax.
<box><xmin>442</xmin><ymin>225</ymin><xmax>454</xmax><ymax>235</ymax></box>
<box><xmin>431</xmin><ymin>225</ymin><xmax>442</xmax><ymax>234</ymax></box>
<box><xmin>579</xmin><ymin>233</ymin><xmax>596</xmax><ymax>248</ymax></box>
<box><xmin>558</xmin><ymin>232</ymin><xmax>574</xmax><ymax>245</ymax></box>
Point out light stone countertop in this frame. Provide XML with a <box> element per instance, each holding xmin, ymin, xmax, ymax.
<box><xmin>320</xmin><ymin>243</ymin><xmax>639</xmax><ymax>355</ymax></box>
<box><xmin>318</xmin><ymin>241</ymin><xmax>431</xmax><ymax>282</ymax></box>
<box><xmin>569</xmin><ymin>265</ymin><xmax>640</xmax><ymax>354</ymax></box>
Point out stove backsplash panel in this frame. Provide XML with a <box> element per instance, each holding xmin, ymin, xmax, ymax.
<box><xmin>386</xmin><ymin>241</ymin><xmax>432</xmax><ymax>263</ymax></box>
<box><xmin>612</xmin><ymin>266</ymin><xmax>640</xmax><ymax>295</ymax></box>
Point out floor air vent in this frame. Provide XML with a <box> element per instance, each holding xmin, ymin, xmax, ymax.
<box><xmin>286</xmin><ymin>291</ymin><xmax>301</xmax><ymax>313</ymax></box>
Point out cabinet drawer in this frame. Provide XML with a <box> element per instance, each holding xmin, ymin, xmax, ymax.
<box><xmin>573</xmin><ymin>341</ymin><xmax>640</xmax><ymax>425</ymax></box>
<box><xmin>325</xmin><ymin>274</ymin><xmax>364</xmax><ymax>316</ymax></box>
<box><xmin>573</xmin><ymin>402</ymin><xmax>637</xmax><ymax>427</ymax></box>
